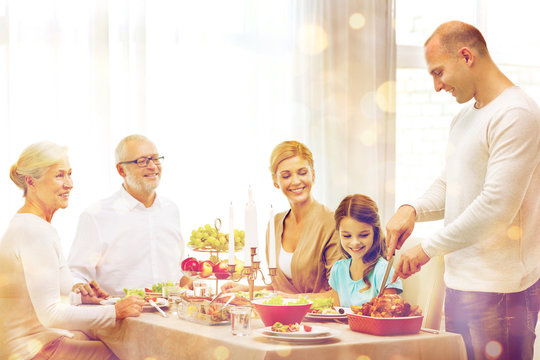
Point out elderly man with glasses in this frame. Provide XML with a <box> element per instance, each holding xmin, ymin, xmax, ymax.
<box><xmin>68</xmin><ymin>134</ymin><xmax>187</xmax><ymax>296</ymax></box>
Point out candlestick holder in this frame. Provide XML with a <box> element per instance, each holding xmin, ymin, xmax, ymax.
<box><xmin>227</xmin><ymin>247</ymin><xmax>277</xmax><ymax>300</ymax></box>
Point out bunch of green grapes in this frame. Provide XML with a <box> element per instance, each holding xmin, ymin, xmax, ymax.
<box><xmin>188</xmin><ymin>224</ymin><xmax>245</xmax><ymax>251</ymax></box>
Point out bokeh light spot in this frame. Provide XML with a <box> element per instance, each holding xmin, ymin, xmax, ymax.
<box><xmin>26</xmin><ymin>340</ymin><xmax>43</xmax><ymax>357</ymax></box>
<box><xmin>297</xmin><ymin>24</ymin><xmax>328</xmax><ymax>55</ymax></box>
<box><xmin>349</xmin><ymin>13</ymin><xmax>366</xmax><ymax>30</ymax></box>
<box><xmin>360</xmin><ymin>91</ymin><xmax>378</xmax><ymax>119</ymax></box>
<box><xmin>507</xmin><ymin>225</ymin><xmax>522</xmax><ymax>240</ymax></box>
<box><xmin>485</xmin><ymin>340</ymin><xmax>503</xmax><ymax>359</ymax></box>
<box><xmin>361</xmin><ymin>129</ymin><xmax>377</xmax><ymax>146</ymax></box>
<box><xmin>356</xmin><ymin>356</ymin><xmax>371</xmax><ymax>360</ymax></box>
<box><xmin>376</xmin><ymin>81</ymin><xmax>396</xmax><ymax>113</ymax></box>
<box><xmin>385</xmin><ymin>178</ymin><xmax>395</xmax><ymax>194</ymax></box>
<box><xmin>276</xmin><ymin>344</ymin><xmax>292</xmax><ymax>357</ymax></box>
<box><xmin>213</xmin><ymin>345</ymin><xmax>230</xmax><ymax>360</ymax></box>
<box><xmin>8</xmin><ymin>354</ymin><xmax>23</xmax><ymax>360</ymax></box>
<box><xmin>144</xmin><ymin>357</ymin><xmax>157</xmax><ymax>360</ymax></box>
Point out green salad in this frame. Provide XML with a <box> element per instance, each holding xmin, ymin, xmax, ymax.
<box><xmin>123</xmin><ymin>288</ymin><xmax>146</xmax><ymax>298</ymax></box>
<box><xmin>309</xmin><ymin>297</ymin><xmax>334</xmax><ymax>312</ymax></box>
<box><xmin>151</xmin><ymin>281</ymin><xmax>175</xmax><ymax>293</ymax></box>
<box><xmin>262</xmin><ymin>295</ymin><xmax>310</xmax><ymax>305</ymax></box>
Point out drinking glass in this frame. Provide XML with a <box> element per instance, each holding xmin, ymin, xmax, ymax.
<box><xmin>230</xmin><ymin>306</ymin><xmax>252</xmax><ymax>336</ymax></box>
<box><xmin>193</xmin><ymin>280</ymin><xmax>209</xmax><ymax>297</ymax></box>
<box><xmin>163</xmin><ymin>285</ymin><xmax>182</xmax><ymax>313</ymax></box>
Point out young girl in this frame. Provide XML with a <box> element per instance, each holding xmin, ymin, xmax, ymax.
<box><xmin>328</xmin><ymin>194</ymin><xmax>402</xmax><ymax>307</ymax></box>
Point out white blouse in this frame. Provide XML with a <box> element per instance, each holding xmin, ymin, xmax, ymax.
<box><xmin>278</xmin><ymin>245</ymin><xmax>294</xmax><ymax>279</ymax></box>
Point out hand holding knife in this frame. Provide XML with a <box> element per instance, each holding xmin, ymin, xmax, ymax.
<box><xmin>378</xmin><ymin>254</ymin><xmax>395</xmax><ymax>297</ymax></box>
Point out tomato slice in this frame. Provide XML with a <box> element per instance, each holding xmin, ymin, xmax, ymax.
<box><xmin>303</xmin><ymin>325</ymin><xmax>312</xmax><ymax>332</ymax></box>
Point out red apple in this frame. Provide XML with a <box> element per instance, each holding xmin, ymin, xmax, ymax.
<box><xmin>198</xmin><ymin>260</ymin><xmax>214</xmax><ymax>278</ymax></box>
<box><xmin>212</xmin><ymin>261</ymin><xmax>230</xmax><ymax>279</ymax></box>
<box><xmin>181</xmin><ymin>257</ymin><xmax>199</xmax><ymax>272</ymax></box>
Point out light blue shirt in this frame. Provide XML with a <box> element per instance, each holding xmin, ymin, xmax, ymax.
<box><xmin>329</xmin><ymin>257</ymin><xmax>402</xmax><ymax>307</ymax></box>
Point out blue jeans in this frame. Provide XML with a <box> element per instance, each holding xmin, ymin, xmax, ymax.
<box><xmin>445</xmin><ymin>278</ymin><xmax>540</xmax><ymax>360</ymax></box>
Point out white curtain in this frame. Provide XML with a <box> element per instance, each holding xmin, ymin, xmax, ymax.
<box><xmin>0</xmin><ymin>0</ymin><xmax>395</xmax><ymax>256</ymax></box>
<box><xmin>293</xmin><ymin>0</ymin><xmax>396</xmax><ymax>221</ymax></box>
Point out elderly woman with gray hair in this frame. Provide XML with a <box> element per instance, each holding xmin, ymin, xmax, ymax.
<box><xmin>0</xmin><ymin>141</ymin><xmax>143</xmax><ymax>360</ymax></box>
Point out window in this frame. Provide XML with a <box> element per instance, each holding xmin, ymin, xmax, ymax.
<box><xmin>395</xmin><ymin>0</ymin><xmax>540</xmax><ymax>237</ymax></box>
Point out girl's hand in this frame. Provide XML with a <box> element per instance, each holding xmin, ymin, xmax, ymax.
<box><xmin>115</xmin><ymin>295</ymin><xmax>144</xmax><ymax>319</ymax></box>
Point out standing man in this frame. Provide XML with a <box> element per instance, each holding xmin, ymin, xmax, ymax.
<box><xmin>68</xmin><ymin>134</ymin><xmax>186</xmax><ymax>295</ymax></box>
<box><xmin>386</xmin><ymin>21</ymin><xmax>540</xmax><ymax>360</ymax></box>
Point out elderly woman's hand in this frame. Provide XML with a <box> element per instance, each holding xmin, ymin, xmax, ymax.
<box><xmin>114</xmin><ymin>295</ymin><xmax>144</xmax><ymax>319</ymax></box>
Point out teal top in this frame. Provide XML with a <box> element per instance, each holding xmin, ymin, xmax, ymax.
<box><xmin>329</xmin><ymin>257</ymin><xmax>402</xmax><ymax>307</ymax></box>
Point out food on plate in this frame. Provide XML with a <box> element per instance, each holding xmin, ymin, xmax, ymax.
<box><xmin>201</xmin><ymin>303</ymin><xmax>230</xmax><ymax>322</ymax></box>
<box><xmin>188</xmin><ymin>224</ymin><xmax>245</xmax><ymax>251</ymax></box>
<box><xmin>123</xmin><ymin>288</ymin><xmax>162</xmax><ymax>304</ymax></box>
<box><xmin>271</xmin><ymin>322</ymin><xmax>311</xmax><ymax>333</ymax></box>
<box><xmin>262</xmin><ymin>295</ymin><xmax>310</xmax><ymax>305</ymax></box>
<box><xmin>150</xmin><ymin>281</ymin><xmax>176</xmax><ymax>293</ymax></box>
<box><xmin>123</xmin><ymin>288</ymin><xmax>146</xmax><ymax>299</ymax></box>
<box><xmin>180</xmin><ymin>296</ymin><xmax>232</xmax><ymax>323</ymax></box>
<box><xmin>309</xmin><ymin>297</ymin><xmax>335</xmax><ymax>313</ymax></box>
<box><xmin>351</xmin><ymin>294</ymin><xmax>422</xmax><ymax>318</ymax></box>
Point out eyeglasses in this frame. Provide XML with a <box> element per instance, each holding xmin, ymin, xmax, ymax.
<box><xmin>119</xmin><ymin>155</ymin><xmax>164</xmax><ymax>167</ymax></box>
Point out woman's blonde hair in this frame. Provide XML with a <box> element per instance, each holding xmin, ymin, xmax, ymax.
<box><xmin>269</xmin><ymin>141</ymin><xmax>314</xmax><ymax>183</ymax></box>
<box><xmin>10</xmin><ymin>141</ymin><xmax>68</xmax><ymax>197</ymax></box>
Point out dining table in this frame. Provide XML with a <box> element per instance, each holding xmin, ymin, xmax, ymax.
<box><xmin>96</xmin><ymin>306</ymin><xmax>467</xmax><ymax>360</ymax></box>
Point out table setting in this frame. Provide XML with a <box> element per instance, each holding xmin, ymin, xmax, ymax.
<box><xmin>94</xmin><ymin>289</ymin><xmax>467</xmax><ymax>360</ymax></box>
<box><xmin>92</xmin><ymin>188</ymin><xmax>466</xmax><ymax>360</ymax></box>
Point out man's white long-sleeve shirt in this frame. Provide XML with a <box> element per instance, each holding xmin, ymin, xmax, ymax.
<box><xmin>412</xmin><ymin>86</ymin><xmax>540</xmax><ymax>293</ymax></box>
<box><xmin>68</xmin><ymin>187</ymin><xmax>184</xmax><ymax>295</ymax></box>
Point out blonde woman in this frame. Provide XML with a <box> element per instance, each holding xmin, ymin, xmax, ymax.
<box><xmin>223</xmin><ymin>140</ymin><xmax>344</xmax><ymax>295</ymax></box>
<box><xmin>0</xmin><ymin>141</ymin><xmax>143</xmax><ymax>360</ymax></box>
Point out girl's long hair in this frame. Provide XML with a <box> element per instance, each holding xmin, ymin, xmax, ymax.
<box><xmin>334</xmin><ymin>194</ymin><xmax>385</xmax><ymax>292</ymax></box>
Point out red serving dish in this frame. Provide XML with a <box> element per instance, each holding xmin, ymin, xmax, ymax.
<box><xmin>252</xmin><ymin>299</ymin><xmax>312</xmax><ymax>327</ymax></box>
<box><xmin>347</xmin><ymin>313</ymin><xmax>423</xmax><ymax>336</ymax></box>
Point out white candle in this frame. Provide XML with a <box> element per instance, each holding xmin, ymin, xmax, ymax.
<box><xmin>244</xmin><ymin>243</ymin><xmax>251</xmax><ymax>267</ymax></box>
<box><xmin>245</xmin><ymin>186</ymin><xmax>259</xmax><ymax>250</ymax></box>
<box><xmin>268</xmin><ymin>205</ymin><xmax>276</xmax><ymax>268</ymax></box>
<box><xmin>228</xmin><ymin>202</ymin><xmax>235</xmax><ymax>265</ymax></box>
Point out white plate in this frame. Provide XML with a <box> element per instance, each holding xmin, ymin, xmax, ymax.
<box><xmin>255</xmin><ymin>328</ymin><xmax>340</xmax><ymax>342</ymax></box>
<box><xmin>99</xmin><ymin>297</ymin><xmax>121</xmax><ymax>305</ymax></box>
<box><xmin>99</xmin><ymin>297</ymin><xmax>169</xmax><ymax>309</ymax></box>
<box><xmin>305</xmin><ymin>307</ymin><xmax>351</xmax><ymax>320</ymax></box>
<box><xmin>143</xmin><ymin>297</ymin><xmax>169</xmax><ymax>309</ymax></box>
<box><xmin>263</xmin><ymin>325</ymin><xmax>332</xmax><ymax>338</ymax></box>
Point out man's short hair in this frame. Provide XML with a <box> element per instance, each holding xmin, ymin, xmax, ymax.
<box><xmin>425</xmin><ymin>21</ymin><xmax>489</xmax><ymax>57</ymax></box>
<box><xmin>115</xmin><ymin>134</ymin><xmax>154</xmax><ymax>164</ymax></box>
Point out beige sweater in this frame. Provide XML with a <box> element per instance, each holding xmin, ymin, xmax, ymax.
<box><xmin>266</xmin><ymin>200</ymin><xmax>344</xmax><ymax>293</ymax></box>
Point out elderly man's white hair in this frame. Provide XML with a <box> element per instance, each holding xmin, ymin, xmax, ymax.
<box><xmin>115</xmin><ymin>134</ymin><xmax>156</xmax><ymax>164</ymax></box>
